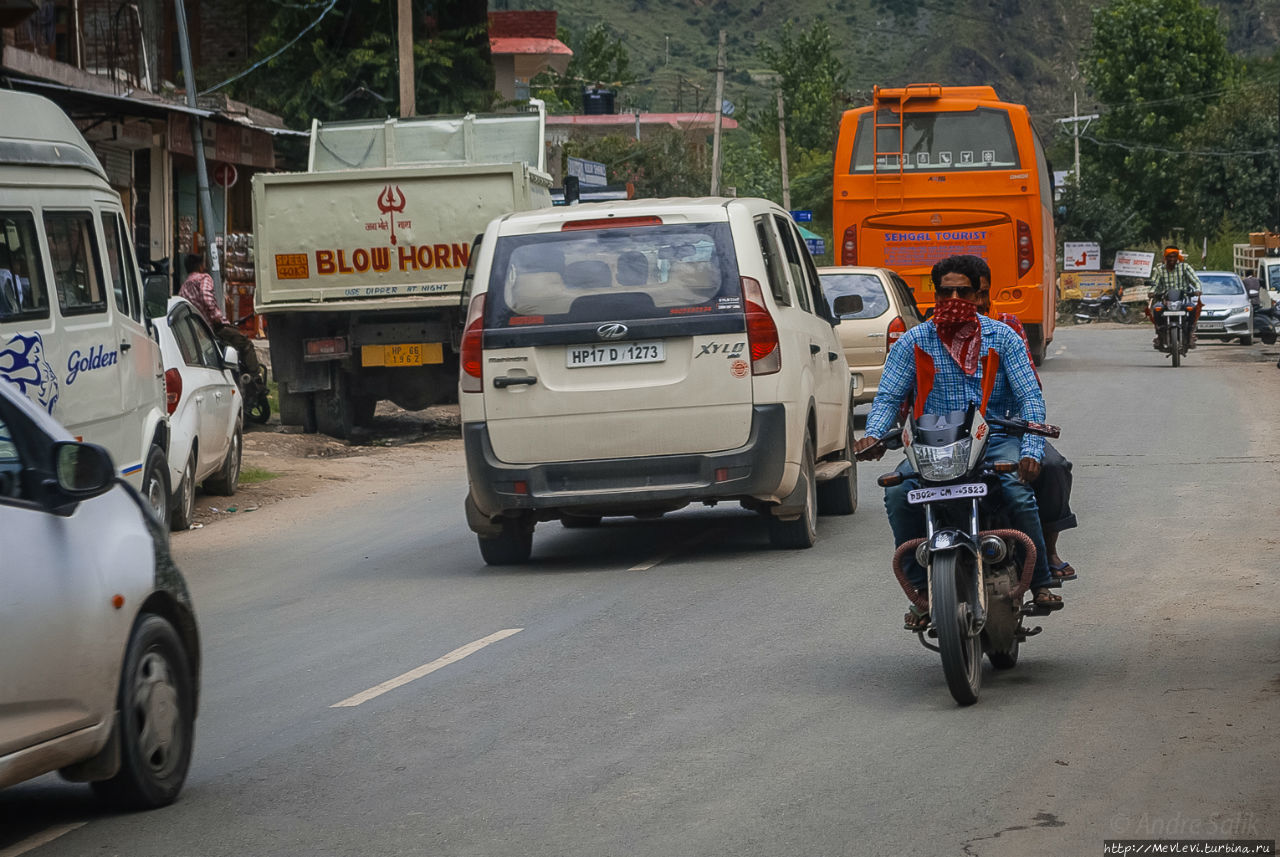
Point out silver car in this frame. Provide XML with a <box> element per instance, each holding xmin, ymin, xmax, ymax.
<box><xmin>1195</xmin><ymin>271</ymin><xmax>1254</xmax><ymax>345</ymax></box>
<box><xmin>0</xmin><ymin>381</ymin><xmax>200</xmax><ymax>808</ymax></box>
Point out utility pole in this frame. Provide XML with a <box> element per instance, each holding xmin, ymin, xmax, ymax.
<box><xmin>173</xmin><ymin>0</ymin><xmax>222</xmax><ymax>306</ymax></box>
<box><xmin>397</xmin><ymin>0</ymin><xmax>415</xmax><ymax>117</ymax></box>
<box><xmin>1275</xmin><ymin>77</ymin><xmax>1279</xmax><ymax>230</ymax></box>
<box><xmin>1054</xmin><ymin>91</ymin><xmax>1098</xmax><ymax>186</ymax></box>
<box><xmin>709</xmin><ymin>29</ymin><xmax>725</xmax><ymax>196</ymax></box>
<box><xmin>777</xmin><ymin>89</ymin><xmax>791</xmax><ymax>211</ymax></box>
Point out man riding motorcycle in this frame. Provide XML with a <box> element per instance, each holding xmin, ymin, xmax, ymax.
<box><xmin>853</xmin><ymin>255</ymin><xmax>1062</xmax><ymax>630</ymax></box>
<box><xmin>1147</xmin><ymin>246</ymin><xmax>1201</xmax><ymax>351</ymax></box>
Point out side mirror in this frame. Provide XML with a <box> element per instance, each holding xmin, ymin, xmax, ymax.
<box><xmin>832</xmin><ymin>294</ymin><xmax>864</xmax><ymax>317</ymax></box>
<box><xmin>143</xmin><ymin>273</ymin><xmax>170</xmax><ymax>319</ymax></box>
<box><xmin>53</xmin><ymin>441</ymin><xmax>115</xmax><ymax>498</ymax></box>
<box><xmin>223</xmin><ymin>345</ymin><xmax>239</xmax><ymax>369</ymax></box>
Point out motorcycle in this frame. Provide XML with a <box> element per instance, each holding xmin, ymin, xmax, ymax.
<box><xmin>861</xmin><ymin>407</ymin><xmax>1060</xmax><ymax>705</ymax></box>
<box><xmin>1072</xmin><ymin>289</ymin><xmax>1131</xmax><ymax>324</ymax></box>
<box><xmin>230</xmin><ymin>318</ymin><xmax>271</xmax><ymax>425</ymax></box>
<box><xmin>1149</xmin><ymin>287</ymin><xmax>1196</xmax><ymax>367</ymax></box>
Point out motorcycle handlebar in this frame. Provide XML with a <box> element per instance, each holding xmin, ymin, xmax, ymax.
<box><xmin>986</xmin><ymin>415</ymin><xmax>1061</xmax><ymax>438</ymax></box>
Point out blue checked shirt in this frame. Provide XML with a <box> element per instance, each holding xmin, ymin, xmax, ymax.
<box><xmin>866</xmin><ymin>315</ymin><xmax>1047</xmax><ymax>460</ymax></box>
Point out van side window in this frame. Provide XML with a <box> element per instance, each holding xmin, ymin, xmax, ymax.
<box><xmin>753</xmin><ymin>217</ymin><xmax>791</xmax><ymax>307</ymax></box>
<box><xmin>772</xmin><ymin>215</ymin><xmax>811</xmax><ymax>312</ymax></box>
<box><xmin>44</xmin><ymin>212</ymin><xmax>106</xmax><ymax>316</ymax></box>
<box><xmin>101</xmin><ymin>213</ymin><xmax>140</xmax><ymax>321</ymax></box>
<box><xmin>0</xmin><ymin>212</ymin><xmax>50</xmax><ymax>321</ymax></box>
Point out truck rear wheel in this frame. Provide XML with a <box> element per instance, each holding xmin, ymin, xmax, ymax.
<box><xmin>278</xmin><ymin>388</ymin><xmax>315</xmax><ymax>433</ymax></box>
<box><xmin>1025</xmin><ymin>324</ymin><xmax>1046</xmax><ymax>365</ymax></box>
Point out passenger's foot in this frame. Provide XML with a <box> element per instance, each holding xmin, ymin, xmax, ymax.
<box><xmin>903</xmin><ymin>604</ymin><xmax>930</xmax><ymax>632</ymax></box>
<box><xmin>1049</xmin><ymin>560</ymin><xmax>1077</xmax><ymax>582</ymax></box>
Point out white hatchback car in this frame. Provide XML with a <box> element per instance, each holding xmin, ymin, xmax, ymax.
<box><xmin>154</xmin><ymin>297</ymin><xmax>243</xmax><ymax>530</ymax></box>
<box><xmin>459</xmin><ymin>197</ymin><xmax>858</xmax><ymax>563</ymax></box>
<box><xmin>0</xmin><ymin>380</ymin><xmax>199</xmax><ymax>808</ymax></box>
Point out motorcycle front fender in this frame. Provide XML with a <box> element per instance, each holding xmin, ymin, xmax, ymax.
<box><xmin>926</xmin><ymin>528</ymin><xmax>979</xmax><ymax>559</ymax></box>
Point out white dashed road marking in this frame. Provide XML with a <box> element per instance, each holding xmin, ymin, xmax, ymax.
<box><xmin>0</xmin><ymin>823</ymin><xmax>87</xmax><ymax>857</ymax></box>
<box><xmin>629</xmin><ymin>527</ymin><xmax>725</xmax><ymax>572</ymax></box>
<box><xmin>331</xmin><ymin>628</ymin><xmax>523</xmax><ymax>708</ymax></box>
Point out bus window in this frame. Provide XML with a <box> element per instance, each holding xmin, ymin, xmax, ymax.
<box><xmin>850</xmin><ymin>108</ymin><xmax>1020</xmax><ymax>172</ymax></box>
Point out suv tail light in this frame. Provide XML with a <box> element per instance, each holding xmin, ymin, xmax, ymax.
<box><xmin>840</xmin><ymin>225</ymin><xmax>857</xmax><ymax>265</ymax></box>
<box><xmin>460</xmin><ymin>293</ymin><xmax>486</xmax><ymax>393</ymax></box>
<box><xmin>1017</xmin><ymin>220</ymin><xmax>1034</xmax><ymax>275</ymax></box>
<box><xmin>741</xmin><ymin>276</ymin><xmax>781</xmax><ymax>375</ymax></box>
<box><xmin>164</xmin><ymin>367</ymin><xmax>182</xmax><ymax>414</ymax></box>
<box><xmin>887</xmin><ymin>315</ymin><xmax>907</xmax><ymax>353</ymax></box>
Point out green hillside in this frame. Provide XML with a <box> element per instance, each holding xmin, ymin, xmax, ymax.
<box><xmin>497</xmin><ymin>0</ymin><xmax>1278</xmax><ymax>134</ymax></box>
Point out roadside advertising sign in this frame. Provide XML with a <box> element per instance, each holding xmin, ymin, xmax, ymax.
<box><xmin>567</xmin><ymin>156</ymin><xmax>608</xmax><ymax>187</ymax></box>
<box><xmin>1064</xmin><ymin>241</ymin><xmax>1101</xmax><ymax>271</ymax></box>
<box><xmin>1113</xmin><ymin>250</ymin><xmax>1155</xmax><ymax>278</ymax></box>
<box><xmin>1059</xmin><ymin>270</ymin><xmax>1115</xmax><ymax>299</ymax></box>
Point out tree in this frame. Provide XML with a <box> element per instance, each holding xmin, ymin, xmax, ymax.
<box><xmin>753</xmin><ymin>20</ymin><xmax>847</xmax><ymax>153</ymax></box>
<box><xmin>565</xmin><ymin>130</ymin><xmax>709</xmax><ymax>199</ymax></box>
<box><xmin>231</xmin><ymin>0</ymin><xmax>494</xmax><ymax>129</ymax></box>
<box><xmin>1054</xmin><ymin>174</ymin><xmax>1148</xmax><ymax>265</ymax></box>
<box><xmin>1082</xmin><ymin>0</ymin><xmax>1231</xmax><ymax>238</ymax></box>
<box><xmin>530</xmin><ymin>23</ymin><xmax>636</xmax><ymax>114</ymax></box>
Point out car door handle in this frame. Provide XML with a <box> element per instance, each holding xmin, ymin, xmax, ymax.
<box><xmin>493</xmin><ymin>375</ymin><xmax>537</xmax><ymax>388</ymax></box>
<box><xmin>810</xmin><ymin>343</ymin><xmax>821</xmax><ymax>355</ymax></box>
<box><xmin>867</xmin><ymin>332</ymin><xmax>885</xmax><ymax>337</ymax></box>
<box><xmin>119</xmin><ymin>339</ymin><xmax>131</xmax><ymax>352</ymax></box>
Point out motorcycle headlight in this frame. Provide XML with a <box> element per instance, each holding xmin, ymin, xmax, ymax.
<box><xmin>914</xmin><ymin>437</ymin><xmax>973</xmax><ymax>482</ymax></box>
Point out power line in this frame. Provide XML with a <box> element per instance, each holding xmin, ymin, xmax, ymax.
<box><xmin>1079</xmin><ymin>132</ymin><xmax>1274</xmax><ymax>158</ymax></box>
<box><xmin>198</xmin><ymin>0</ymin><xmax>341</xmax><ymax>95</ymax></box>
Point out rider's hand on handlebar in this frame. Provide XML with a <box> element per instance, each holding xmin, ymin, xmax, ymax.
<box><xmin>854</xmin><ymin>435</ymin><xmax>886</xmax><ymax>461</ymax></box>
<box><xmin>1018</xmin><ymin>457</ymin><xmax>1041</xmax><ymax>484</ymax></box>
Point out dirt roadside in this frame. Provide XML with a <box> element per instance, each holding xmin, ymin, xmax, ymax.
<box><xmin>184</xmin><ymin>402</ymin><xmax>463</xmax><ymax>530</ymax></box>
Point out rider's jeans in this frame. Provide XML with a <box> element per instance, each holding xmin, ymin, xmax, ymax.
<box><xmin>883</xmin><ymin>433</ymin><xmax>1052</xmax><ymax>592</ymax></box>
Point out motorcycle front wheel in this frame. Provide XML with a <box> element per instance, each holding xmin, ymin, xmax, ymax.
<box><xmin>930</xmin><ymin>551</ymin><xmax>983</xmax><ymax>705</ymax></box>
<box><xmin>1169</xmin><ymin>325</ymin><xmax>1182</xmax><ymax>367</ymax></box>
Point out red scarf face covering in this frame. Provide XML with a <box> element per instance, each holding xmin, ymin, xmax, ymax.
<box><xmin>932</xmin><ymin>297</ymin><xmax>982</xmax><ymax>375</ymax></box>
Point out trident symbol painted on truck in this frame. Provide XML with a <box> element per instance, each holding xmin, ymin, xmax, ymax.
<box><xmin>377</xmin><ymin>185</ymin><xmax>407</xmax><ymax>245</ymax></box>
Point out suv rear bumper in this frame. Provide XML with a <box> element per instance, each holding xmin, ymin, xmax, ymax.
<box><xmin>464</xmin><ymin>404</ymin><xmax>787</xmax><ymax>526</ymax></box>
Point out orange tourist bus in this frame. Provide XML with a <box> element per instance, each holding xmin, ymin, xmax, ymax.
<box><xmin>833</xmin><ymin>83</ymin><xmax>1057</xmax><ymax>363</ymax></box>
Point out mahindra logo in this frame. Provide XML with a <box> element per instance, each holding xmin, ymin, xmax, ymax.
<box><xmin>597</xmin><ymin>323</ymin><xmax>628</xmax><ymax>340</ymax></box>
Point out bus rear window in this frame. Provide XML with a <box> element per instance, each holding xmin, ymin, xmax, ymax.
<box><xmin>485</xmin><ymin>223</ymin><xmax>741</xmax><ymax>327</ymax></box>
<box><xmin>851</xmin><ymin>107</ymin><xmax>1020</xmax><ymax>172</ymax></box>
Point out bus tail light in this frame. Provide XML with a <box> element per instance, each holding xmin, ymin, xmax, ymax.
<box><xmin>741</xmin><ymin>276</ymin><xmax>781</xmax><ymax>375</ymax></box>
<box><xmin>841</xmin><ymin>225</ymin><xmax>857</xmax><ymax>265</ymax></box>
<box><xmin>164</xmin><ymin>368</ymin><xmax>182</xmax><ymax>415</ymax></box>
<box><xmin>1017</xmin><ymin>220</ymin><xmax>1034</xmax><ymax>275</ymax></box>
<box><xmin>460</xmin><ymin>293</ymin><xmax>486</xmax><ymax>393</ymax></box>
<box><xmin>887</xmin><ymin>315</ymin><xmax>907</xmax><ymax>353</ymax></box>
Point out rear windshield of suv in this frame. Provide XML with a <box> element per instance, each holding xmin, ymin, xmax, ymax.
<box><xmin>485</xmin><ymin>222</ymin><xmax>741</xmax><ymax>328</ymax></box>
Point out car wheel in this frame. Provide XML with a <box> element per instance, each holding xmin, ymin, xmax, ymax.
<box><xmin>141</xmin><ymin>444</ymin><xmax>170</xmax><ymax>531</ymax></box>
<box><xmin>769</xmin><ymin>433</ymin><xmax>818</xmax><ymax>549</ymax></box>
<box><xmin>170</xmin><ymin>451</ymin><xmax>196</xmax><ymax>531</ymax></box>
<box><xmin>478</xmin><ymin>519</ymin><xmax>533</xmax><ymax>565</ymax></box>
<box><xmin>204</xmin><ymin>421</ymin><xmax>241</xmax><ymax>496</ymax></box>
<box><xmin>90</xmin><ymin>615</ymin><xmax>195</xmax><ymax>810</ymax></box>
<box><xmin>1241</xmin><ymin>331</ymin><xmax>1254</xmax><ymax>346</ymax></box>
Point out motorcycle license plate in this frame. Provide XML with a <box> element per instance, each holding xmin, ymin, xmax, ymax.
<box><xmin>1163</xmin><ymin>311</ymin><xmax>1185</xmax><ymax>317</ymax></box>
<box><xmin>907</xmin><ymin>483</ymin><xmax>988</xmax><ymax>504</ymax></box>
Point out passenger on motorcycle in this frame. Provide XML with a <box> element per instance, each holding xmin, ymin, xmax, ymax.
<box><xmin>853</xmin><ymin>255</ymin><xmax>1063</xmax><ymax>629</ymax></box>
<box><xmin>1147</xmin><ymin>246</ymin><xmax>1201</xmax><ymax>351</ymax></box>
<box><xmin>969</xmin><ymin>258</ymin><xmax>1078</xmax><ymax>584</ymax></box>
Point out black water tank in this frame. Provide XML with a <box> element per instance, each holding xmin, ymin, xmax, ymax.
<box><xmin>582</xmin><ymin>87</ymin><xmax>616</xmax><ymax>115</ymax></box>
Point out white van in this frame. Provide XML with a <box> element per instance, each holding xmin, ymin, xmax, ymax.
<box><xmin>460</xmin><ymin>197</ymin><xmax>859</xmax><ymax>564</ymax></box>
<box><xmin>0</xmin><ymin>91</ymin><xmax>171</xmax><ymax>526</ymax></box>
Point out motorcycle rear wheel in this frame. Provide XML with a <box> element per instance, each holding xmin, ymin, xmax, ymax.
<box><xmin>930</xmin><ymin>551</ymin><xmax>982</xmax><ymax>705</ymax></box>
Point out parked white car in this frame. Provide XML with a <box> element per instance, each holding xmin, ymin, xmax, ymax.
<box><xmin>154</xmin><ymin>297</ymin><xmax>242</xmax><ymax>530</ymax></box>
<box><xmin>0</xmin><ymin>380</ymin><xmax>199</xmax><ymax>808</ymax></box>
<box><xmin>459</xmin><ymin>197</ymin><xmax>858</xmax><ymax>564</ymax></box>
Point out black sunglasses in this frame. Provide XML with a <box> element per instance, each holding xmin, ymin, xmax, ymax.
<box><xmin>936</xmin><ymin>284</ymin><xmax>978</xmax><ymax>296</ymax></box>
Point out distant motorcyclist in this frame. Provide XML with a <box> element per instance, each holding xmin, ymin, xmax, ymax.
<box><xmin>854</xmin><ymin>254</ymin><xmax>1061</xmax><ymax>630</ymax></box>
<box><xmin>1147</xmin><ymin>246</ymin><xmax>1201</xmax><ymax>351</ymax></box>
<box><xmin>179</xmin><ymin>252</ymin><xmax>263</xmax><ymax>379</ymax></box>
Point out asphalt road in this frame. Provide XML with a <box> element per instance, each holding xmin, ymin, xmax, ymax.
<box><xmin>3</xmin><ymin>327</ymin><xmax>1278</xmax><ymax>857</ymax></box>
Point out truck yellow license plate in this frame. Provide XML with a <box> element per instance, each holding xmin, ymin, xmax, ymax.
<box><xmin>361</xmin><ymin>343</ymin><xmax>442</xmax><ymax>367</ymax></box>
